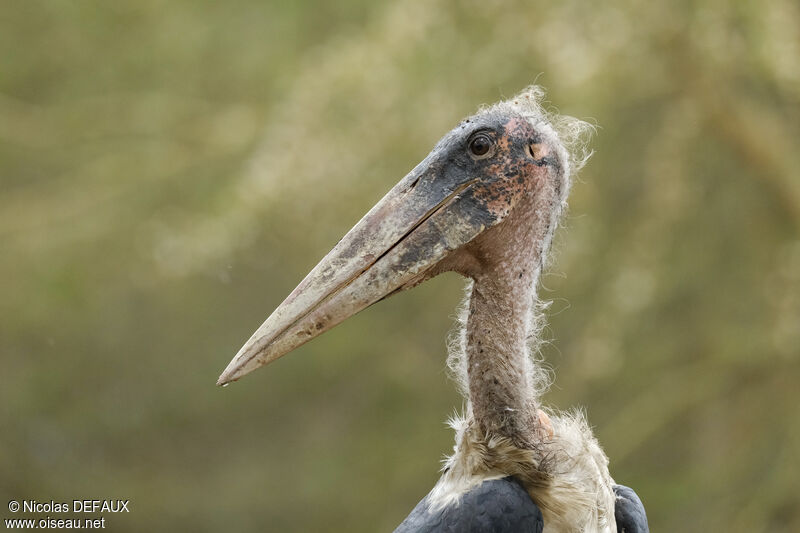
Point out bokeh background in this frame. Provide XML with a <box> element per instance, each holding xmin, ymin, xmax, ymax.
<box><xmin>2</xmin><ymin>1</ymin><xmax>799</xmax><ymax>531</ymax></box>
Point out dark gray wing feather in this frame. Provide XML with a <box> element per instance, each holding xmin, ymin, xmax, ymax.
<box><xmin>394</xmin><ymin>477</ymin><xmax>543</xmax><ymax>533</ymax></box>
<box><xmin>613</xmin><ymin>484</ymin><xmax>649</xmax><ymax>533</ymax></box>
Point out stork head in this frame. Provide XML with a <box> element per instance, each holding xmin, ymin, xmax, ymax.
<box><xmin>218</xmin><ymin>88</ymin><xmax>586</xmax><ymax>385</ymax></box>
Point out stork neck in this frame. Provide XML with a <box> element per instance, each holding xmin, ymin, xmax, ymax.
<box><xmin>463</xmin><ymin>184</ymin><xmax>557</xmax><ymax>449</ymax></box>
<box><xmin>466</xmin><ymin>264</ymin><xmax>541</xmax><ymax>447</ymax></box>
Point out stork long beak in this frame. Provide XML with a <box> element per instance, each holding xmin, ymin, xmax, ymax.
<box><xmin>217</xmin><ymin>156</ymin><xmax>496</xmax><ymax>385</ymax></box>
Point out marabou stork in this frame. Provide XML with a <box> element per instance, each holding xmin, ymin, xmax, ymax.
<box><xmin>218</xmin><ymin>87</ymin><xmax>648</xmax><ymax>533</ymax></box>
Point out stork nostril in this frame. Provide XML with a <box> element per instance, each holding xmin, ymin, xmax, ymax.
<box><xmin>528</xmin><ymin>143</ymin><xmax>544</xmax><ymax>160</ymax></box>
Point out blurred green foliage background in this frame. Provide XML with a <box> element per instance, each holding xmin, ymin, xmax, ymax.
<box><xmin>1</xmin><ymin>1</ymin><xmax>799</xmax><ymax>531</ymax></box>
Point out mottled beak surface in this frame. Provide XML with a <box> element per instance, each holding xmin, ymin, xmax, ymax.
<box><xmin>217</xmin><ymin>114</ymin><xmax>556</xmax><ymax>385</ymax></box>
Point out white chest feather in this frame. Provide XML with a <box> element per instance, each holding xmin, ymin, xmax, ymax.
<box><xmin>429</xmin><ymin>410</ymin><xmax>617</xmax><ymax>533</ymax></box>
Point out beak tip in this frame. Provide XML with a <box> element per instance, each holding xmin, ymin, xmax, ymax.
<box><xmin>217</xmin><ymin>342</ymin><xmax>266</xmax><ymax>386</ymax></box>
<box><xmin>216</xmin><ymin>357</ymin><xmax>247</xmax><ymax>387</ymax></box>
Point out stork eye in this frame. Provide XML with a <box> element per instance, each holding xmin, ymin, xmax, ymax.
<box><xmin>468</xmin><ymin>133</ymin><xmax>494</xmax><ymax>158</ymax></box>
